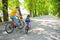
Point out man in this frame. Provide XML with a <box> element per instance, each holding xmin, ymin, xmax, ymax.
<box><xmin>9</xmin><ymin>7</ymin><xmax>19</xmax><ymax>28</ymax></box>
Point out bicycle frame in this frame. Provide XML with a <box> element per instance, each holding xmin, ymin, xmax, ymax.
<box><xmin>10</xmin><ymin>16</ymin><xmax>22</xmax><ymax>28</ymax></box>
<box><xmin>10</xmin><ymin>21</ymin><xmax>15</xmax><ymax>28</ymax></box>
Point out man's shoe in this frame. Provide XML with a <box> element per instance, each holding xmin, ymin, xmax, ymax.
<box><xmin>15</xmin><ymin>26</ymin><xmax>16</xmax><ymax>28</ymax></box>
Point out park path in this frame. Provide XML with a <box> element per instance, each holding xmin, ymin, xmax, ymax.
<box><xmin>0</xmin><ymin>15</ymin><xmax>60</xmax><ymax>40</ymax></box>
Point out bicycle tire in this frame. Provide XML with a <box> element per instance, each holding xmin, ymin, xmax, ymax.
<box><xmin>25</xmin><ymin>26</ymin><xmax>28</xmax><ymax>34</ymax></box>
<box><xmin>18</xmin><ymin>19</ymin><xmax>25</xmax><ymax>29</ymax></box>
<box><xmin>5</xmin><ymin>22</ymin><xmax>14</xmax><ymax>34</ymax></box>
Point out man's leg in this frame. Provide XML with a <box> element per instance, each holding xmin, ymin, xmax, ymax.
<box><xmin>13</xmin><ymin>16</ymin><xmax>18</xmax><ymax>27</ymax></box>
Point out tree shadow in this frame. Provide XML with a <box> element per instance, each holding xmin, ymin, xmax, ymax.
<box><xmin>0</xmin><ymin>20</ymin><xmax>60</xmax><ymax>40</ymax></box>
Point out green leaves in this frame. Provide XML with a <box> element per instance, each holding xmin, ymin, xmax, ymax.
<box><xmin>0</xmin><ymin>0</ymin><xmax>20</xmax><ymax>11</ymax></box>
<box><xmin>0</xmin><ymin>0</ymin><xmax>2</xmax><ymax>12</ymax></box>
<box><xmin>8</xmin><ymin>0</ymin><xmax>20</xmax><ymax>9</ymax></box>
<box><xmin>24</xmin><ymin>0</ymin><xmax>59</xmax><ymax>17</ymax></box>
<box><xmin>0</xmin><ymin>0</ymin><xmax>59</xmax><ymax>17</ymax></box>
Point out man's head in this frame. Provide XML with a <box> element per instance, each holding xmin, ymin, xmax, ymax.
<box><xmin>16</xmin><ymin>6</ymin><xmax>19</xmax><ymax>9</ymax></box>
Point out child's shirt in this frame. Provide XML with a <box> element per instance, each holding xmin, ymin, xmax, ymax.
<box><xmin>25</xmin><ymin>17</ymin><xmax>30</xmax><ymax>25</ymax></box>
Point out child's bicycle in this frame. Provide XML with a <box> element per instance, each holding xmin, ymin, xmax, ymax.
<box><xmin>25</xmin><ymin>23</ymin><xmax>31</xmax><ymax>34</ymax></box>
<box><xmin>5</xmin><ymin>16</ymin><xmax>25</xmax><ymax>34</ymax></box>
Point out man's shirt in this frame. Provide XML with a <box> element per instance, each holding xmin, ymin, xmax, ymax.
<box><xmin>9</xmin><ymin>8</ymin><xmax>18</xmax><ymax>16</ymax></box>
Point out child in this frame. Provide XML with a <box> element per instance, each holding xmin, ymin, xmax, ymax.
<box><xmin>25</xmin><ymin>14</ymin><xmax>31</xmax><ymax>30</ymax></box>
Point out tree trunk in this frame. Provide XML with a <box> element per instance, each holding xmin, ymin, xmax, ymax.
<box><xmin>58</xmin><ymin>1</ymin><xmax>60</xmax><ymax>17</ymax></box>
<box><xmin>34</xmin><ymin>0</ymin><xmax>37</xmax><ymax>17</ymax></box>
<box><xmin>35</xmin><ymin>7</ymin><xmax>37</xmax><ymax>16</ymax></box>
<box><xmin>30</xmin><ymin>0</ymin><xmax>33</xmax><ymax>17</ymax></box>
<box><xmin>33</xmin><ymin>9</ymin><xmax>37</xmax><ymax>17</ymax></box>
<box><xmin>30</xmin><ymin>10</ymin><xmax>32</xmax><ymax>17</ymax></box>
<box><xmin>0</xmin><ymin>17</ymin><xmax>2</xmax><ymax>22</ymax></box>
<box><xmin>33</xmin><ymin>10</ymin><xmax>36</xmax><ymax>17</ymax></box>
<box><xmin>2</xmin><ymin>0</ymin><xmax>8</xmax><ymax>21</ymax></box>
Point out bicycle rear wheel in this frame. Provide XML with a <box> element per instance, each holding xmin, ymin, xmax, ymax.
<box><xmin>18</xmin><ymin>19</ymin><xmax>25</xmax><ymax>29</ymax></box>
<box><xmin>5</xmin><ymin>22</ymin><xmax>14</xmax><ymax>34</ymax></box>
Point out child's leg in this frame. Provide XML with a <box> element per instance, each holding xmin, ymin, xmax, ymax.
<box><xmin>28</xmin><ymin>23</ymin><xmax>31</xmax><ymax>30</ymax></box>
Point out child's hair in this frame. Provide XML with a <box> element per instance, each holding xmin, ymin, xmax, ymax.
<box><xmin>27</xmin><ymin>14</ymin><xmax>30</xmax><ymax>17</ymax></box>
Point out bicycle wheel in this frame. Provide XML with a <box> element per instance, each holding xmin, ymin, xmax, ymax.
<box><xmin>5</xmin><ymin>22</ymin><xmax>14</xmax><ymax>34</ymax></box>
<box><xmin>25</xmin><ymin>26</ymin><xmax>28</xmax><ymax>34</ymax></box>
<box><xmin>18</xmin><ymin>19</ymin><xmax>25</xmax><ymax>29</ymax></box>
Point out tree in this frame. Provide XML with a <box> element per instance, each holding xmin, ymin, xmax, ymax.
<box><xmin>58</xmin><ymin>0</ymin><xmax>60</xmax><ymax>17</ymax></box>
<box><xmin>0</xmin><ymin>0</ymin><xmax>2</xmax><ymax>12</ymax></box>
<box><xmin>24</xmin><ymin>0</ymin><xmax>33</xmax><ymax>17</ymax></box>
<box><xmin>24</xmin><ymin>0</ymin><xmax>59</xmax><ymax>17</ymax></box>
<box><xmin>0</xmin><ymin>17</ymin><xmax>2</xmax><ymax>22</ymax></box>
<box><xmin>8</xmin><ymin>0</ymin><xmax>20</xmax><ymax>9</ymax></box>
<box><xmin>2</xmin><ymin>0</ymin><xmax>8</xmax><ymax>21</ymax></box>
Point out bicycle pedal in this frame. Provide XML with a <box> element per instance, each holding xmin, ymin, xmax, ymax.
<box><xmin>14</xmin><ymin>26</ymin><xmax>17</xmax><ymax>28</ymax></box>
<box><xmin>9</xmin><ymin>27</ymin><xmax>11</xmax><ymax>29</ymax></box>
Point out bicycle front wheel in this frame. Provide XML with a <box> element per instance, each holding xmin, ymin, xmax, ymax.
<box><xmin>5</xmin><ymin>22</ymin><xmax>14</xmax><ymax>34</ymax></box>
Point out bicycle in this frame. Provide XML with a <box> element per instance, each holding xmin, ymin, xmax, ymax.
<box><xmin>25</xmin><ymin>23</ymin><xmax>31</xmax><ymax>34</ymax></box>
<box><xmin>5</xmin><ymin>16</ymin><xmax>25</xmax><ymax>34</ymax></box>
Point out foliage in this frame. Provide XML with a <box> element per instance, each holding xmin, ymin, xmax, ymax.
<box><xmin>0</xmin><ymin>0</ymin><xmax>20</xmax><ymax>11</ymax></box>
<box><xmin>24</xmin><ymin>0</ymin><xmax>59</xmax><ymax>17</ymax></box>
<box><xmin>8</xmin><ymin>0</ymin><xmax>20</xmax><ymax>9</ymax></box>
<box><xmin>0</xmin><ymin>0</ymin><xmax>2</xmax><ymax>12</ymax></box>
<box><xmin>0</xmin><ymin>0</ymin><xmax>59</xmax><ymax>18</ymax></box>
